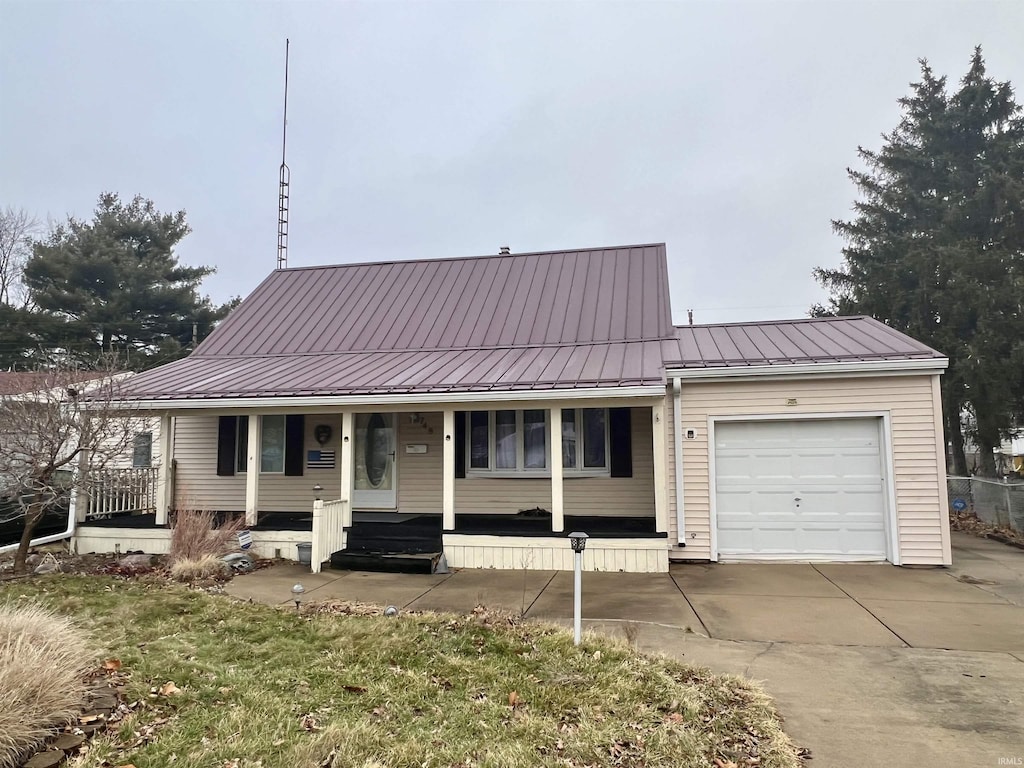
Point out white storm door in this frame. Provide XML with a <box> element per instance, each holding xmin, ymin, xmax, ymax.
<box><xmin>353</xmin><ymin>413</ymin><xmax>397</xmax><ymax>509</ymax></box>
<box><xmin>714</xmin><ymin>418</ymin><xmax>888</xmax><ymax>560</ymax></box>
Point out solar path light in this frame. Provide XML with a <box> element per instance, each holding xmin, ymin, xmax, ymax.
<box><xmin>291</xmin><ymin>583</ymin><xmax>305</xmax><ymax>612</ymax></box>
<box><xmin>568</xmin><ymin>532</ymin><xmax>589</xmax><ymax>645</ymax></box>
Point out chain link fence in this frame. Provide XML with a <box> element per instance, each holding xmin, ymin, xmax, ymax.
<box><xmin>948</xmin><ymin>476</ymin><xmax>1024</xmax><ymax>533</ymax></box>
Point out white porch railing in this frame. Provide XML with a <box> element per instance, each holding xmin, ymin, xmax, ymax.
<box><xmin>85</xmin><ymin>467</ymin><xmax>159</xmax><ymax>521</ymax></box>
<box><xmin>311</xmin><ymin>497</ymin><xmax>349</xmax><ymax>573</ymax></box>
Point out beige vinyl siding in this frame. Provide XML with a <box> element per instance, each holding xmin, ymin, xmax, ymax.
<box><xmin>453</xmin><ymin>407</ymin><xmax>655</xmax><ymax>517</ymax></box>
<box><xmin>171</xmin><ymin>407</ymin><xmax>656</xmax><ymax>519</ymax></box>
<box><xmin>395</xmin><ymin>412</ymin><xmax>444</xmax><ymax>514</ymax></box>
<box><xmin>669</xmin><ymin>375</ymin><xmax>948</xmax><ymax>565</ymax></box>
<box><xmin>172</xmin><ymin>414</ymin><xmax>344</xmax><ymax>513</ymax></box>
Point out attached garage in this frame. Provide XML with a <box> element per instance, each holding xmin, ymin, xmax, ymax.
<box><xmin>712</xmin><ymin>417</ymin><xmax>891</xmax><ymax>561</ymax></box>
<box><xmin>664</xmin><ymin>316</ymin><xmax>952</xmax><ymax>567</ymax></box>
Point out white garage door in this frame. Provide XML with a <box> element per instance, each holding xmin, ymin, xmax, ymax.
<box><xmin>714</xmin><ymin>418</ymin><xmax>889</xmax><ymax>561</ymax></box>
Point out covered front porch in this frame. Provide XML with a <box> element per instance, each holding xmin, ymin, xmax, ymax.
<box><xmin>78</xmin><ymin>397</ymin><xmax>671</xmax><ymax>572</ymax></box>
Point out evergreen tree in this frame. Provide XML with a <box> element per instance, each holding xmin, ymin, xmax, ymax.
<box><xmin>23</xmin><ymin>193</ymin><xmax>232</xmax><ymax>369</ymax></box>
<box><xmin>814</xmin><ymin>48</ymin><xmax>1024</xmax><ymax>476</ymax></box>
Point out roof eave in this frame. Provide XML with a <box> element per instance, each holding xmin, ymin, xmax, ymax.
<box><xmin>665</xmin><ymin>358</ymin><xmax>949</xmax><ymax>381</ymax></box>
<box><xmin>116</xmin><ymin>384</ymin><xmax>669</xmax><ymax>411</ymax></box>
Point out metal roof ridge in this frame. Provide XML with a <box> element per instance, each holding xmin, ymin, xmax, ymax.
<box><xmin>273</xmin><ymin>242</ymin><xmax>667</xmax><ymax>273</ymax></box>
<box><xmin>673</xmin><ymin>315</ymin><xmax>870</xmax><ymax>330</ymax></box>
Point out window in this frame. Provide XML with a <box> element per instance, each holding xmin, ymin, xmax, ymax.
<box><xmin>132</xmin><ymin>432</ymin><xmax>153</xmax><ymax>468</ymax></box>
<box><xmin>467</xmin><ymin>408</ymin><xmax>609</xmax><ymax>475</ymax></box>
<box><xmin>236</xmin><ymin>415</ymin><xmax>287</xmax><ymax>473</ymax></box>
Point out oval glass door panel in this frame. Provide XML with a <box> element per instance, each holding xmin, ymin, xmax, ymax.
<box><xmin>365</xmin><ymin>413</ymin><xmax>389</xmax><ymax>488</ymax></box>
<box><xmin>354</xmin><ymin>413</ymin><xmax>396</xmax><ymax>509</ymax></box>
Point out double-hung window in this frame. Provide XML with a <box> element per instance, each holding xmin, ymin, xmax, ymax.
<box><xmin>235</xmin><ymin>415</ymin><xmax>287</xmax><ymax>473</ymax></box>
<box><xmin>467</xmin><ymin>408</ymin><xmax>609</xmax><ymax>475</ymax></box>
<box><xmin>132</xmin><ymin>432</ymin><xmax>153</xmax><ymax>468</ymax></box>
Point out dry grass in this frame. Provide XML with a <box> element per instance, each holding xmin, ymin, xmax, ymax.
<box><xmin>169</xmin><ymin>554</ymin><xmax>227</xmax><ymax>582</ymax></box>
<box><xmin>0</xmin><ymin>603</ymin><xmax>93</xmax><ymax>768</ymax></box>
<box><xmin>11</xmin><ymin>576</ymin><xmax>802</xmax><ymax>768</ymax></box>
<box><xmin>168</xmin><ymin>508</ymin><xmax>244</xmax><ymax>563</ymax></box>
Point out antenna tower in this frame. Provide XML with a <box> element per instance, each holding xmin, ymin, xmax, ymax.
<box><xmin>277</xmin><ymin>39</ymin><xmax>290</xmax><ymax>270</ymax></box>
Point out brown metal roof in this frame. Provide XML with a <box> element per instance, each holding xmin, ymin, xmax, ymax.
<box><xmin>198</xmin><ymin>243</ymin><xmax>673</xmax><ymax>356</ymax></box>
<box><xmin>111</xmin><ymin>343</ymin><xmax>667</xmax><ymax>400</ymax></box>
<box><xmin>120</xmin><ymin>244</ymin><xmax>674</xmax><ymax>399</ymax></box>
<box><xmin>663</xmin><ymin>316</ymin><xmax>945</xmax><ymax>369</ymax></box>
<box><xmin>116</xmin><ymin>244</ymin><xmax>948</xmax><ymax>402</ymax></box>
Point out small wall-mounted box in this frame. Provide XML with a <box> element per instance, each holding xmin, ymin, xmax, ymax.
<box><xmin>685</xmin><ymin>429</ymin><xmax>697</xmax><ymax>440</ymax></box>
<box><xmin>406</xmin><ymin>444</ymin><xmax>428</xmax><ymax>454</ymax></box>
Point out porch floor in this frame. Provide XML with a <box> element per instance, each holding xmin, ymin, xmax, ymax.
<box><xmin>455</xmin><ymin>514</ymin><xmax>664</xmax><ymax>538</ymax></box>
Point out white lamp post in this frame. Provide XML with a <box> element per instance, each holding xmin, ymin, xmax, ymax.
<box><xmin>291</xmin><ymin>582</ymin><xmax>305</xmax><ymax>612</ymax></box>
<box><xmin>568</xmin><ymin>532</ymin><xmax>589</xmax><ymax>645</ymax></box>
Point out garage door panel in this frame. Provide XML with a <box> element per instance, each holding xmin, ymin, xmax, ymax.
<box><xmin>715</xmin><ymin>418</ymin><xmax>888</xmax><ymax>560</ymax></box>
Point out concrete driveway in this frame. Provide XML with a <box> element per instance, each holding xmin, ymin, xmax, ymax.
<box><xmin>226</xmin><ymin>532</ymin><xmax>1024</xmax><ymax>768</ymax></box>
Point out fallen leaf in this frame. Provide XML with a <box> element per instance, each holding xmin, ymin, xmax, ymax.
<box><xmin>103</xmin><ymin>658</ymin><xmax>122</xmax><ymax>671</ymax></box>
<box><xmin>508</xmin><ymin>691</ymin><xmax>521</xmax><ymax>708</ymax></box>
<box><xmin>593</xmin><ymin>650</ymin><xmax>602</xmax><ymax>661</ymax></box>
<box><xmin>713</xmin><ymin>759</ymin><xmax>739</xmax><ymax>768</ymax></box>
<box><xmin>342</xmin><ymin>685</ymin><xmax>367</xmax><ymax>694</ymax></box>
<box><xmin>300</xmin><ymin>713</ymin><xmax>321</xmax><ymax>732</ymax></box>
<box><xmin>159</xmin><ymin>681</ymin><xmax>181</xmax><ymax>696</ymax></box>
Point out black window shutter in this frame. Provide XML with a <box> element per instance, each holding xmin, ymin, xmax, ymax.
<box><xmin>217</xmin><ymin>416</ymin><xmax>238</xmax><ymax>476</ymax></box>
<box><xmin>454</xmin><ymin>411</ymin><xmax>466</xmax><ymax>478</ymax></box>
<box><xmin>609</xmin><ymin>408</ymin><xmax>632</xmax><ymax>478</ymax></box>
<box><xmin>285</xmin><ymin>415</ymin><xmax>305</xmax><ymax>476</ymax></box>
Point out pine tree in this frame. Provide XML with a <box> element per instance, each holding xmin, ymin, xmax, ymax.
<box><xmin>23</xmin><ymin>193</ymin><xmax>233</xmax><ymax>369</ymax></box>
<box><xmin>815</xmin><ymin>48</ymin><xmax>1024</xmax><ymax>476</ymax></box>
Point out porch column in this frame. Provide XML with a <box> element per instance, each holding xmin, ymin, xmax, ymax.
<box><xmin>244</xmin><ymin>414</ymin><xmax>261</xmax><ymax>527</ymax></box>
<box><xmin>550</xmin><ymin>406</ymin><xmax>564</xmax><ymax>532</ymax></box>
<box><xmin>154</xmin><ymin>411</ymin><xmax>174</xmax><ymax>525</ymax></box>
<box><xmin>340</xmin><ymin>411</ymin><xmax>354</xmax><ymax>528</ymax></box>
<box><xmin>652</xmin><ymin>402</ymin><xmax>668</xmax><ymax>533</ymax></box>
<box><xmin>442</xmin><ymin>409</ymin><xmax>455</xmax><ymax>530</ymax></box>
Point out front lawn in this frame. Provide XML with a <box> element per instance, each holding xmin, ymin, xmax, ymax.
<box><xmin>8</xmin><ymin>576</ymin><xmax>800</xmax><ymax>768</ymax></box>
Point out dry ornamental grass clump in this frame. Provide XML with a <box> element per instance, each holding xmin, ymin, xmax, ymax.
<box><xmin>168</xmin><ymin>508</ymin><xmax>245</xmax><ymax>564</ymax></box>
<box><xmin>169</xmin><ymin>554</ymin><xmax>228</xmax><ymax>582</ymax></box>
<box><xmin>0</xmin><ymin>603</ymin><xmax>93</xmax><ymax>768</ymax></box>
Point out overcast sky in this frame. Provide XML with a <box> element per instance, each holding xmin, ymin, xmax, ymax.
<box><xmin>2</xmin><ymin>0</ymin><xmax>1022</xmax><ymax>326</ymax></box>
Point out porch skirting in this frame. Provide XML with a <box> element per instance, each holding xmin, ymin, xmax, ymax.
<box><xmin>73</xmin><ymin>528</ymin><xmax>669</xmax><ymax>573</ymax></box>
<box><xmin>74</xmin><ymin>527</ymin><xmax>312</xmax><ymax>562</ymax></box>
<box><xmin>443</xmin><ymin>534</ymin><xmax>669</xmax><ymax>573</ymax></box>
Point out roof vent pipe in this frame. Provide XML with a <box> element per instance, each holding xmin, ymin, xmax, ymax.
<box><xmin>499</xmin><ymin>246</ymin><xmax>511</xmax><ymax>255</ymax></box>
<box><xmin>687</xmin><ymin>309</ymin><xmax>693</xmax><ymax>325</ymax></box>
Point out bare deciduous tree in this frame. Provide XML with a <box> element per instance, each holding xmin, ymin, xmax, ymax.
<box><xmin>0</xmin><ymin>364</ymin><xmax>140</xmax><ymax>574</ymax></box>
<box><xmin>0</xmin><ymin>206</ymin><xmax>40</xmax><ymax>307</ymax></box>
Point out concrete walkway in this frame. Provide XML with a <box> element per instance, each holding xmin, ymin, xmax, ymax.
<box><xmin>226</xmin><ymin>533</ymin><xmax>1024</xmax><ymax>768</ymax></box>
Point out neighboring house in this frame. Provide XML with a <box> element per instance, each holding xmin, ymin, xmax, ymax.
<box><xmin>76</xmin><ymin>244</ymin><xmax>952</xmax><ymax>571</ymax></box>
<box><xmin>0</xmin><ymin>371</ymin><xmax>162</xmax><ymax>549</ymax></box>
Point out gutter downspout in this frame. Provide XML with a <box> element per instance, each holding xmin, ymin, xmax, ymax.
<box><xmin>0</xmin><ymin>493</ymin><xmax>77</xmax><ymax>555</ymax></box>
<box><xmin>672</xmin><ymin>377</ymin><xmax>685</xmax><ymax>546</ymax></box>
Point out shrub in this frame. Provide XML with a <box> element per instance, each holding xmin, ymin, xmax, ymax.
<box><xmin>169</xmin><ymin>554</ymin><xmax>228</xmax><ymax>582</ymax></box>
<box><xmin>0</xmin><ymin>603</ymin><xmax>92</xmax><ymax>768</ymax></box>
<box><xmin>169</xmin><ymin>508</ymin><xmax>245</xmax><ymax>563</ymax></box>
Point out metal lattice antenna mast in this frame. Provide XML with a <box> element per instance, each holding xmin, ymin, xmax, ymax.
<box><xmin>277</xmin><ymin>39</ymin><xmax>290</xmax><ymax>270</ymax></box>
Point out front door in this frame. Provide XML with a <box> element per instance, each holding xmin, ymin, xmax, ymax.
<box><xmin>353</xmin><ymin>413</ymin><xmax>397</xmax><ymax>509</ymax></box>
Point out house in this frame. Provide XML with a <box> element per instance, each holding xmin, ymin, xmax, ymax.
<box><xmin>0</xmin><ymin>371</ymin><xmax>161</xmax><ymax>551</ymax></box>
<box><xmin>75</xmin><ymin>243</ymin><xmax>952</xmax><ymax>571</ymax></box>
